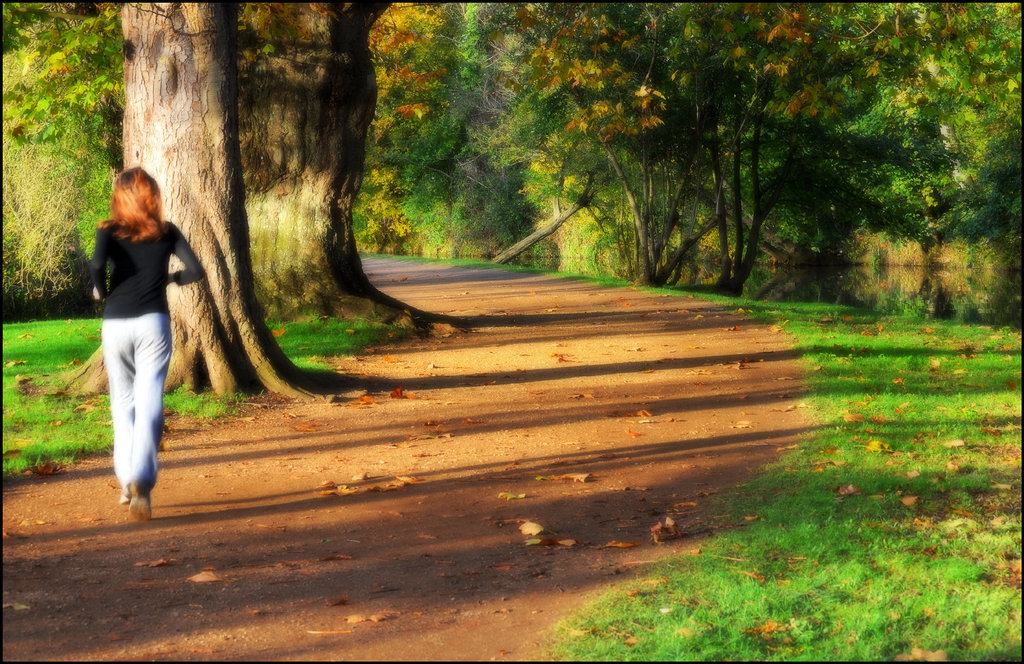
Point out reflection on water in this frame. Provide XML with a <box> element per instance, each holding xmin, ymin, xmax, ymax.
<box><xmin>741</xmin><ymin>264</ymin><xmax>1022</xmax><ymax>329</ymax></box>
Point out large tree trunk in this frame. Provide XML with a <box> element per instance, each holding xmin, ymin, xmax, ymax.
<box><xmin>69</xmin><ymin>3</ymin><xmax>331</xmax><ymax>398</ymax></box>
<box><xmin>238</xmin><ymin>3</ymin><xmax>454</xmax><ymax>329</ymax></box>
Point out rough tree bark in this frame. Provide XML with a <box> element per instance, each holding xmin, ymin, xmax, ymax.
<box><xmin>238</xmin><ymin>3</ymin><xmax>455</xmax><ymax>328</ymax></box>
<box><xmin>68</xmin><ymin>3</ymin><xmax>333</xmax><ymax>398</ymax></box>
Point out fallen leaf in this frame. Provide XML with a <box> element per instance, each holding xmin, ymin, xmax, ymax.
<box><xmin>29</xmin><ymin>463</ymin><xmax>62</xmax><ymax>476</ymax></box>
<box><xmin>843</xmin><ymin>413</ymin><xmax>865</xmax><ymax>422</ymax></box>
<box><xmin>319</xmin><ymin>554</ymin><xmax>353</xmax><ymax>561</ymax></box>
<box><xmin>134</xmin><ymin>559</ymin><xmax>171</xmax><ymax>568</ymax></box>
<box><xmin>307</xmin><ymin>629</ymin><xmax>353</xmax><ymax>635</ymax></box>
<box><xmin>865</xmin><ymin>439</ymin><xmax>892</xmax><ymax>453</ymax></box>
<box><xmin>188</xmin><ymin>571</ymin><xmax>227</xmax><ymax>583</ymax></box>
<box><xmin>370</xmin><ymin>610</ymin><xmax>399</xmax><ymax>622</ymax></box>
<box><xmin>604</xmin><ymin>541</ymin><xmax>639</xmax><ymax>548</ymax></box>
<box><xmin>325</xmin><ymin>597</ymin><xmax>349</xmax><ymax>606</ymax></box>
<box><xmin>944</xmin><ymin>440</ymin><xmax>965</xmax><ymax>448</ymax></box>
<box><xmin>651</xmin><ymin>517</ymin><xmax>682</xmax><ymax>543</ymax></box>
<box><xmin>901</xmin><ymin>496</ymin><xmax>919</xmax><ymax>506</ymax></box>
<box><xmin>390</xmin><ymin>387</ymin><xmax>413</xmax><ymax>399</ymax></box>
<box><xmin>3</xmin><ymin>603</ymin><xmax>30</xmax><ymax>611</ymax></box>
<box><xmin>894</xmin><ymin>648</ymin><xmax>948</xmax><ymax>662</ymax></box>
<box><xmin>271</xmin><ymin>328</ymin><xmax>286</xmax><ymax>337</ymax></box>
<box><xmin>498</xmin><ymin>492</ymin><xmax>526</xmax><ymax>500</ymax></box>
<box><xmin>734</xmin><ymin>570</ymin><xmax>765</xmax><ymax>583</ymax></box>
<box><xmin>519</xmin><ymin>521</ymin><xmax>545</xmax><ymax>536</ymax></box>
<box><xmin>525</xmin><ymin>538</ymin><xmax>576</xmax><ymax>547</ymax></box>
<box><xmin>535</xmin><ymin>473</ymin><xmax>593</xmax><ymax>483</ymax></box>
<box><xmin>838</xmin><ymin>484</ymin><xmax>861</xmax><ymax>495</ymax></box>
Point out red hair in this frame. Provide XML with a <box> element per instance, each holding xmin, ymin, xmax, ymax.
<box><xmin>100</xmin><ymin>167</ymin><xmax>167</xmax><ymax>242</ymax></box>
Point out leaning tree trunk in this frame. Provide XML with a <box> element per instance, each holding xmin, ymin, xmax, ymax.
<box><xmin>492</xmin><ymin>175</ymin><xmax>594</xmax><ymax>265</ymax></box>
<box><xmin>69</xmin><ymin>3</ymin><xmax>329</xmax><ymax>398</ymax></box>
<box><xmin>238</xmin><ymin>3</ymin><xmax>454</xmax><ymax>328</ymax></box>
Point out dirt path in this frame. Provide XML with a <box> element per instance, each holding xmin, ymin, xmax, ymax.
<box><xmin>3</xmin><ymin>259</ymin><xmax>809</xmax><ymax>661</ymax></box>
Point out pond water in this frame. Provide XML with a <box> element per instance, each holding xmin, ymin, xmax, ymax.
<box><xmin>738</xmin><ymin>264</ymin><xmax>1022</xmax><ymax>329</ymax></box>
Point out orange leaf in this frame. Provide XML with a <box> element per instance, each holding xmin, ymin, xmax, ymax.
<box><xmin>188</xmin><ymin>571</ymin><xmax>227</xmax><ymax>583</ymax></box>
<box><xmin>734</xmin><ymin>570</ymin><xmax>765</xmax><ymax>583</ymax></box>
<box><xmin>272</xmin><ymin>328</ymin><xmax>286</xmax><ymax>337</ymax></box>
<box><xmin>604</xmin><ymin>541</ymin><xmax>639</xmax><ymax>548</ymax></box>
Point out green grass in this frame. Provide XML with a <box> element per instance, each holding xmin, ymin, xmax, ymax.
<box><xmin>547</xmin><ymin>294</ymin><xmax>1022</xmax><ymax>661</ymax></box>
<box><xmin>2</xmin><ymin>315</ymin><xmax>399</xmax><ymax>476</ymax></box>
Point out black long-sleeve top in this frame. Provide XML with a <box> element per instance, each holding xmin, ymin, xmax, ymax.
<box><xmin>88</xmin><ymin>222</ymin><xmax>205</xmax><ymax>319</ymax></box>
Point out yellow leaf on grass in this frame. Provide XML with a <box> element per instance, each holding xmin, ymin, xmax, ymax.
<box><xmin>865</xmin><ymin>439</ymin><xmax>892</xmax><ymax>453</ymax></box>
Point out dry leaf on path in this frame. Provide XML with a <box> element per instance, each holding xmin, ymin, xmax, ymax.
<box><xmin>188</xmin><ymin>571</ymin><xmax>227</xmax><ymax>583</ymax></box>
<box><xmin>535</xmin><ymin>473</ymin><xmax>592</xmax><ymax>483</ymax></box>
<box><xmin>134</xmin><ymin>559</ymin><xmax>171</xmax><ymax>568</ymax></box>
<box><xmin>525</xmin><ymin>538</ymin><xmax>576</xmax><ymax>547</ymax></box>
<box><xmin>604</xmin><ymin>541</ymin><xmax>639</xmax><ymax>548</ymax></box>
<box><xmin>519</xmin><ymin>521</ymin><xmax>545</xmax><ymax>536</ymax></box>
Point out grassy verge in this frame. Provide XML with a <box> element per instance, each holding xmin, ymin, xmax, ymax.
<box><xmin>548</xmin><ymin>293</ymin><xmax>1021</xmax><ymax>660</ymax></box>
<box><xmin>2</xmin><ymin>315</ymin><xmax>399</xmax><ymax>476</ymax></box>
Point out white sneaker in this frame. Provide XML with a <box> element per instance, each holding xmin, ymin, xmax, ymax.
<box><xmin>127</xmin><ymin>483</ymin><xmax>151</xmax><ymax>521</ymax></box>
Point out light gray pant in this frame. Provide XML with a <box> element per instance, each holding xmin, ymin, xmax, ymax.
<box><xmin>102</xmin><ymin>313</ymin><xmax>172</xmax><ymax>493</ymax></box>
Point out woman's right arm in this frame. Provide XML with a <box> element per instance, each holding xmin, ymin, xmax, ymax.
<box><xmin>169</xmin><ymin>224</ymin><xmax>206</xmax><ymax>286</ymax></box>
<box><xmin>88</xmin><ymin>228</ymin><xmax>111</xmax><ymax>300</ymax></box>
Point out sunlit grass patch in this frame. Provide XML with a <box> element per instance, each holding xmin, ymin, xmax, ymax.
<box><xmin>551</xmin><ymin>296</ymin><xmax>1021</xmax><ymax>661</ymax></box>
<box><xmin>3</xmin><ymin>315</ymin><xmax>398</xmax><ymax>476</ymax></box>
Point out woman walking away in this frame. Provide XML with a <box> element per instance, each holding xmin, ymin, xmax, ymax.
<box><xmin>89</xmin><ymin>167</ymin><xmax>205</xmax><ymax>521</ymax></box>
